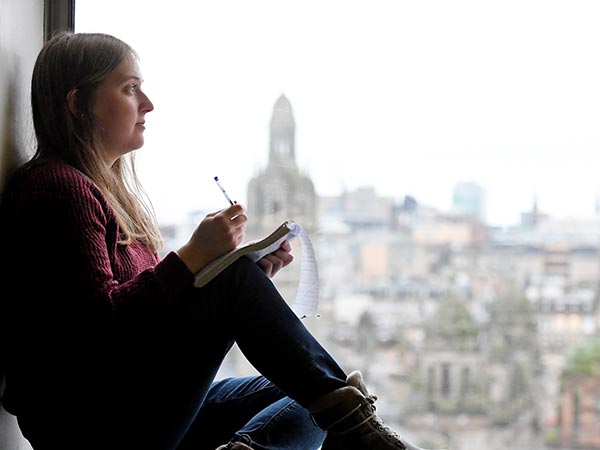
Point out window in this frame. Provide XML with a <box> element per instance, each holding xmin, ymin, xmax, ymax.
<box><xmin>442</xmin><ymin>363</ymin><xmax>452</xmax><ymax>398</ymax></box>
<box><xmin>75</xmin><ymin>2</ymin><xmax>600</xmax><ymax>449</ymax></box>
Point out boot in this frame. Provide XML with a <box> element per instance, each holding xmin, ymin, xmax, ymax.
<box><xmin>215</xmin><ymin>442</ymin><xmax>253</xmax><ymax>450</ymax></box>
<box><xmin>309</xmin><ymin>371</ymin><xmax>445</xmax><ymax>450</ymax></box>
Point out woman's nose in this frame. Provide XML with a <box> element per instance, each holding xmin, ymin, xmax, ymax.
<box><xmin>141</xmin><ymin>92</ymin><xmax>154</xmax><ymax>113</ymax></box>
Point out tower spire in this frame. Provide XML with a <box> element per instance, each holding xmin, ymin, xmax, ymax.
<box><xmin>269</xmin><ymin>93</ymin><xmax>296</xmax><ymax>166</ymax></box>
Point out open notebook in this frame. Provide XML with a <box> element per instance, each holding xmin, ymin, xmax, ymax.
<box><xmin>193</xmin><ymin>220</ymin><xmax>319</xmax><ymax>318</ymax></box>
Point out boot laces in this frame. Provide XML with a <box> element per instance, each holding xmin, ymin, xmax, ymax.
<box><xmin>365</xmin><ymin>395</ymin><xmax>407</xmax><ymax>449</ymax></box>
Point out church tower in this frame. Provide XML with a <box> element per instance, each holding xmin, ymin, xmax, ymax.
<box><xmin>247</xmin><ymin>94</ymin><xmax>317</xmax><ymax>235</ymax></box>
<box><xmin>223</xmin><ymin>95</ymin><xmax>318</xmax><ymax>377</ymax></box>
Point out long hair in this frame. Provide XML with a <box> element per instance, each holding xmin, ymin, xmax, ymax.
<box><xmin>29</xmin><ymin>31</ymin><xmax>162</xmax><ymax>252</ymax></box>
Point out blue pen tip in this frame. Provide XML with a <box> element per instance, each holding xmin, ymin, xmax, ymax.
<box><xmin>214</xmin><ymin>176</ymin><xmax>219</xmax><ymax>181</ymax></box>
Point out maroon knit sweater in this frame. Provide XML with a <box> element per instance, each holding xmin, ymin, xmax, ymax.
<box><xmin>1</xmin><ymin>159</ymin><xmax>194</xmax><ymax>319</ymax></box>
<box><xmin>0</xmin><ymin>159</ymin><xmax>194</xmax><ymax>413</ymax></box>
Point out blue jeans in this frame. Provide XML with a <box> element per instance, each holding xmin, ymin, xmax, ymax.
<box><xmin>177</xmin><ymin>375</ymin><xmax>326</xmax><ymax>449</ymax></box>
<box><xmin>16</xmin><ymin>257</ymin><xmax>346</xmax><ymax>450</ymax></box>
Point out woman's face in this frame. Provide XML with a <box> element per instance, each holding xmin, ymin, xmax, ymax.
<box><xmin>91</xmin><ymin>56</ymin><xmax>154</xmax><ymax>165</ymax></box>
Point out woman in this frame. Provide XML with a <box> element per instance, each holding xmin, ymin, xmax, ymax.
<box><xmin>0</xmin><ymin>32</ymin><xmax>440</xmax><ymax>450</ymax></box>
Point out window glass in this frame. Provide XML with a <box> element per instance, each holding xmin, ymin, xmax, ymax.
<box><xmin>76</xmin><ymin>2</ymin><xmax>600</xmax><ymax>449</ymax></box>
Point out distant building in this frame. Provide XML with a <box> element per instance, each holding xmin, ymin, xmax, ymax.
<box><xmin>247</xmin><ymin>94</ymin><xmax>317</xmax><ymax>234</ymax></box>
<box><xmin>403</xmin><ymin>291</ymin><xmax>544</xmax><ymax>450</ymax></box>
<box><xmin>452</xmin><ymin>181</ymin><xmax>486</xmax><ymax>222</ymax></box>
<box><xmin>521</xmin><ymin>195</ymin><xmax>548</xmax><ymax>229</ymax></box>
<box><xmin>416</xmin><ymin>297</ymin><xmax>485</xmax><ymax>416</ymax></box>
<box><xmin>558</xmin><ymin>373</ymin><xmax>600</xmax><ymax>449</ymax></box>
<box><xmin>555</xmin><ymin>339</ymin><xmax>600</xmax><ymax>449</ymax></box>
<box><xmin>319</xmin><ymin>186</ymin><xmax>395</xmax><ymax>231</ymax></box>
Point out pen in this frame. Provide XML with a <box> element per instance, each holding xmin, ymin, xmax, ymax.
<box><xmin>214</xmin><ymin>176</ymin><xmax>234</xmax><ymax>205</ymax></box>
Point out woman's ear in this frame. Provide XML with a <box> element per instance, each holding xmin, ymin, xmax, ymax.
<box><xmin>66</xmin><ymin>88</ymin><xmax>80</xmax><ymax>117</ymax></box>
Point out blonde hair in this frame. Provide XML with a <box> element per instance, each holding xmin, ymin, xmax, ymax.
<box><xmin>30</xmin><ymin>31</ymin><xmax>162</xmax><ymax>252</ymax></box>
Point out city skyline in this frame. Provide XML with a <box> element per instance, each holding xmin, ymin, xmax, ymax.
<box><xmin>75</xmin><ymin>0</ymin><xmax>600</xmax><ymax>227</ymax></box>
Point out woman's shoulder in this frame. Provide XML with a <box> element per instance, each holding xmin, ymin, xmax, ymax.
<box><xmin>21</xmin><ymin>159</ymin><xmax>90</xmax><ymax>183</ymax></box>
<box><xmin>10</xmin><ymin>159</ymin><xmax>96</xmax><ymax>194</ymax></box>
<box><xmin>2</xmin><ymin>159</ymin><xmax>107</xmax><ymax>211</ymax></box>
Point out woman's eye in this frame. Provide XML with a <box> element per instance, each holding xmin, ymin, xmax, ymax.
<box><xmin>128</xmin><ymin>84</ymin><xmax>138</xmax><ymax>93</ymax></box>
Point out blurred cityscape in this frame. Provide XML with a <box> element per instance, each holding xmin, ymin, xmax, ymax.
<box><xmin>160</xmin><ymin>95</ymin><xmax>600</xmax><ymax>450</ymax></box>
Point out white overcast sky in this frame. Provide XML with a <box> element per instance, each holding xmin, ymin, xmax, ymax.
<box><xmin>75</xmin><ymin>0</ymin><xmax>600</xmax><ymax>227</ymax></box>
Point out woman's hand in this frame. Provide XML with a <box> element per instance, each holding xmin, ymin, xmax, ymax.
<box><xmin>257</xmin><ymin>240</ymin><xmax>294</xmax><ymax>278</ymax></box>
<box><xmin>177</xmin><ymin>203</ymin><xmax>247</xmax><ymax>274</ymax></box>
